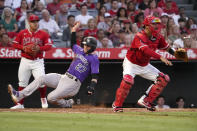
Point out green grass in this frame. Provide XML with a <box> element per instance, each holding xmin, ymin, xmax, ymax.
<box><xmin>0</xmin><ymin>111</ymin><xmax>197</xmax><ymax>131</ymax></box>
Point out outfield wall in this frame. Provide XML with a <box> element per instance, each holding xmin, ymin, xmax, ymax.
<box><xmin>0</xmin><ymin>60</ymin><xmax>197</xmax><ymax>108</ymax></box>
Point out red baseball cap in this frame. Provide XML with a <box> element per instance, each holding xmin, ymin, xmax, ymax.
<box><xmin>29</xmin><ymin>14</ymin><xmax>39</xmax><ymax>22</ymax></box>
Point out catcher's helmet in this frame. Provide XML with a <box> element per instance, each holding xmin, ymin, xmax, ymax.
<box><xmin>82</xmin><ymin>36</ymin><xmax>97</xmax><ymax>53</ymax></box>
<box><xmin>143</xmin><ymin>16</ymin><xmax>162</xmax><ymax>37</ymax></box>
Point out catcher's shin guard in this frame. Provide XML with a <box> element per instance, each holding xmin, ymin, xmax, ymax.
<box><xmin>144</xmin><ymin>72</ymin><xmax>170</xmax><ymax>103</ymax></box>
<box><xmin>114</xmin><ymin>74</ymin><xmax>134</xmax><ymax>107</ymax></box>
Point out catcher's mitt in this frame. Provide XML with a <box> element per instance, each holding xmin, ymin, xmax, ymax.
<box><xmin>23</xmin><ymin>43</ymin><xmax>40</xmax><ymax>57</ymax></box>
<box><xmin>174</xmin><ymin>48</ymin><xmax>188</xmax><ymax>62</ymax></box>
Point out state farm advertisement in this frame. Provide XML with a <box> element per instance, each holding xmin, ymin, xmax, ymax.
<box><xmin>0</xmin><ymin>47</ymin><xmax>197</xmax><ymax>60</ymax></box>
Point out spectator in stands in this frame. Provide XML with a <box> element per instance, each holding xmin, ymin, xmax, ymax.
<box><xmin>160</xmin><ymin>13</ymin><xmax>169</xmax><ymax>27</ymax></box>
<box><xmin>4</xmin><ymin>0</ymin><xmax>22</xmax><ymax>9</ymax></box>
<box><xmin>121</xmin><ymin>34</ymin><xmax>132</xmax><ymax>48</ymax></box>
<box><xmin>138</xmin><ymin>0</ymin><xmax>149</xmax><ymax>11</ymax></box>
<box><xmin>178</xmin><ymin>18</ymin><xmax>188</xmax><ymax>34</ymax></box>
<box><xmin>47</xmin><ymin>0</ymin><xmax>61</xmax><ymax>15</ymax></box>
<box><xmin>39</xmin><ymin>9</ymin><xmax>60</xmax><ymax>38</ymax></box>
<box><xmin>158</xmin><ymin>0</ymin><xmax>178</xmax><ymax>15</ymax></box>
<box><xmin>0</xmin><ymin>0</ymin><xmax>5</xmax><ymax>20</ymax></box>
<box><xmin>34</xmin><ymin>1</ymin><xmax>45</xmax><ymax>19</ymax></box>
<box><xmin>118</xmin><ymin>29</ymin><xmax>127</xmax><ymax>47</ymax></box>
<box><xmin>19</xmin><ymin>9</ymin><xmax>33</xmax><ymax>30</ymax></box>
<box><xmin>0</xmin><ymin>33</ymin><xmax>12</xmax><ymax>47</ymax></box>
<box><xmin>172</xmin><ymin>30</ymin><xmax>197</xmax><ymax>49</ymax></box>
<box><xmin>84</xmin><ymin>0</ymin><xmax>96</xmax><ymax>9</ymax></box>
<box><xmin>155</xmin><ymin>95</ymin><xmax>170</xmax><ymax>109</ymax></box>
<box><xmin>127</xmin><ymin>1</ymin><xmax>139</xmax><ymax>23</ymax></box>
<box><xmin>97</xmin><ymin>12</ymin><xmax>112</xmax><ymax>32</ymax></box>
<box><xmin>103</xmin><ymin>0</ymin><xmax>112</xmax><ymax>11</ymax></box>
<box><xmin>29</xmin><ymin>0</ymin><xmax>46</xmax><ymax>10</ymax></box>
<box><xmin>178</xmin><ymin>7</ymin><xmax>188</xmax><ymax>21</ymax></box>
<box><xmin>99</xmin><ymin>36</ymin><xmax>113</xmax><ymax>48</ymax></box>
<box><xmin>168</xmin><ymin>25</ymin><xmax>180</xmax><ymax>46</ymax></box>
<box><xmin>190</xmin><ymin>24</ymin><xmax>197</xmax><ymax>42</ymax></box>
<box><xmin>109</xmin><ymin>23</ymin><xmax>121</xmax><ymax>47</ymax></box>
<box><xmin>122</xmin><ymin>19</ymin><xmax>132</xmax><ymax>34</ymax></box>
<box><xmin>186</xmin><ymin>17</ymin><xmax>196</xmax><ymax>32</ymax></box>
<box><xmin>134</xmin><ymin>12</ymin><xmax>144</xmax><ymax>30</ymax></box>
<box><xmin>68</xmin><ymin>0</ymin><xmax>80</xmax><ymax>10</ymax></box>
<box><xmin>108</xmin><ymin>0</ymin><xmax>119</xmax><ymax>18</ymax></box>
<box><xmin>96</xmin><ymin>29</ymin><xmax>106</xmax><ymax>47</ymax></box>
<box><xmin>0</xmin><ymin>7</ymin><xmax>18</xmax><ymax>33</ymax></box>
<box><xmin>130</xmin><ymin>23</ymin><xmax>139</xmax><ymax>41</ymax></box>
<box><xmin>0</xmin><ymin>26</ymin><xmax>6</xmax><ymax>36</ymax></box>
<box><xmin>175</xmin><ymin>96</ymin><xmax>185</xmax><ymax>108</ymax></box>
<box><xmin>62</xmin><ymin>15</ymin><xmax>75</xmax><ymax>46</ymax></box>
<box><xmin>144</xmin><ymin>0</ymin><xmax>163</xmax><ymax>18</ymax></box>
<box><xmin>84</xmin><ymin>18</ymin><xmax>97</xmax><ymax>38</ymax></box>
<box><xmin>166</xmin><ymin>17</ymin><xmax>175</xmax><ymax>36</ymax></box>
<box><xmin>76</xmin><ymin>27</ymin><xmax>85</xmax><ymax>45</ymax></box>
<box><xmin>161</xmin><ymin>0</ymin><xmax>179</xmax><ymax>15</ymax></box>
<box><xmin>75</xmin><ymin>4</ymin><xmax>93</xmax><ymax>28</ymax></box>
<box><xmin>14</xmin><ymin>0</ymin><xmax>28</xmax><ymax>29</ymax></box>
<box><xmin>95</xmin><ymin>6</ymin><xmax>107</xmax><ymax>24</ymax></box>
<box><xmin>55</xmin><ymin>4</ymin><xmax>69</xmax><ymax>30</ymax></box>
<box><xmin>117</xmin><ymin>7</ymin><xmax>128</xmax><ymax>27</ymax></box>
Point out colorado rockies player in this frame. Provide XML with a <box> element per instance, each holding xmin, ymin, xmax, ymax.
<box><xmin>8</xmin><ymin>22</ymin><xmax>99</xmax><ymax>108</ymax></box>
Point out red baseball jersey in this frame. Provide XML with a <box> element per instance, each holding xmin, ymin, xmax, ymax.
<box><xmin>13</xmin><ymin>29</ymin><xmax>53</xmax><ymax>60</ymax></box>
<box><xmin>126</xmin><ymin>31</ymin><xmax>169</xmax><ymax>66</ymax></box>
<box><xmin>84</xmin><ymin>29</ymin><xmax>97</xmax><ymax>38</ymax></box>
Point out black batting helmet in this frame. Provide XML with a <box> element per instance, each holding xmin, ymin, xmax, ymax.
<box><xmin>82</xmin><ymin>36</ymin><xmax>97</xmax><ymax>53</ymax></box>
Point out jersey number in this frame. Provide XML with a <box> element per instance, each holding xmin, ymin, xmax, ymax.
<box><xmin>75</xmin><ymin>63</ymin><xmax>87</xmax><ymax>73</ymax></box>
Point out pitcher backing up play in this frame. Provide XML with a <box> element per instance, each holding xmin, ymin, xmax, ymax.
<box><xmin>8</xmin><ymin>22</ymin><xmax>100</xmax><ymax>108</ymax></box>
<box><xmin>11</xmin><ymin>14</ymin><xmax>53</xmax><ymax>109</ymax></box>
<box><xmin>112</xmin><ymin>16</ymin><xmax>188</xmax><ymax>112</ymax></box>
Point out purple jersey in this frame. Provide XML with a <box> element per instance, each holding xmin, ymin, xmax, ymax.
<box><xmin>67</xmin><ymin>45</ymin><xmax>99</xmax><ymax>82</ymax></box>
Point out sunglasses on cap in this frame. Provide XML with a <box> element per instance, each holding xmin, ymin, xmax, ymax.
<box><xmin>151</xmin><ymin>18</ymin><xmax>161</xmax><ymax>23</ymax></box>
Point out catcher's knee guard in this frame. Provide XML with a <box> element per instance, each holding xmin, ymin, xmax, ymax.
<box><xmin>114</xmin><ymin>74</ymin><xmax>134</xmax><ymax>107</ymax></box>
<box><xmin>145</xmin><ymin>72</ymin><xmax>170</xmax><ymax>103</ymax></box>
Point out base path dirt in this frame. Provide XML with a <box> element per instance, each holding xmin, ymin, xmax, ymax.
<box><xmin>0</xmin><ymin>105</ymin><xmax>197</xmax><ymax>113</ymax></box>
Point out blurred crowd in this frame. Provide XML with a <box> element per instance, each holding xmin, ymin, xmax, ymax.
<box><xmin>0</xmin><ymin>0</ymin><xmax>197</xmax><ymax>48</ymax></box>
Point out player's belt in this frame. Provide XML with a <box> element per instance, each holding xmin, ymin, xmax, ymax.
<box><xmin>65</xmin><ymin>72</ymin><xmax>78</xmax><ymax>82</ymax></box>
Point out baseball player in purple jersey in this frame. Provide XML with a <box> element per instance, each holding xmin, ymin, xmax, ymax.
<box><xmin>8</xmin><ymin>22</ymin><xmax>100</xmax><ymax>108</ymax></box>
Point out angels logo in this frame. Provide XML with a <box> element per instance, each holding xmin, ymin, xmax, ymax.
<box><xmin>187</xmin><ymin>49</ymin><xmax>197</xmax><ymax>58</ymax></box>
<box><xmin>118</xmin><ymin>49</ymin><xmax>127</xmax><ymax>58</ymax></box>
<box><xmin>53</xmin><ymin>49</ymin><xmax>66</xmax><ymax>58</ymax></box>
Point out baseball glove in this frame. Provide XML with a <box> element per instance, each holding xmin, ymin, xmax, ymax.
<box><xmin>23</xmin><ymin>43</ymin><xmax>40</xmax><ymax>57</ymax></box>
<box><xmin>174</xmin><ymin>48</ymin><xmax>188</xmax><ymax>62</ymax></box>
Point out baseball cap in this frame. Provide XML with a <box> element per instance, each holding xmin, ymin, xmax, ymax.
<box><xmin>29</xmin><ymin>14</ymin><xmax>39</xmax><ymax>22</ymax></box>
<box><xmin>190</xmin><ymin>24</ymin><xmax>197</xmax><ymax>30</ymax></box>
<box><xmin>161</xmin><ymin>13</ymin><xmax>169</xmax><ymax>18</ymax></box>
<box><xmin>104</xmin><ymin>13</ymin><xmax>111</xmax><ymax>18</ymax></box>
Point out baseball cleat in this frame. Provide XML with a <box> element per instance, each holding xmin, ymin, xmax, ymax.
<box><xmin>67</xmin><ymin>99</ymin><xmax>74</xmax><ymax>108</ymax></box>
<box><xmin>41</xmin><ymin>98</ymin><xmax>48</xmax><ymax>108</ymax></box>
<box><xmin>8</xmin><ymin>84</ymin><xmax>20</xmax><ymax>104</ymax></box>
<box><xmin>10</xmin><ymin>103</ymin><xmax>24</xmax><ymax>109</ymax></box>
<box><xmin>137</xmin><ymin>95</ymin><xmax>156</xmax><ymax>111</ymax></box>
<box><xmin>112</xmin><ymin>102</ymin><xmax>123</xmax><ymax>112</ymax></box>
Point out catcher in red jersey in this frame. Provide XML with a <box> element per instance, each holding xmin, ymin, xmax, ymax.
<box><xmin>11</xmin><ymin>14</ymin><xmax>53</xmax><ymax>109</ymax></box>
<box><xmin>112</xmin><ymin>16</ymin><xmax>188</xmax><ymax>112</ymax></box>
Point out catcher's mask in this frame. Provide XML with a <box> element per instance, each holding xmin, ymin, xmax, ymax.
<box><xmin>143</xmin><ymin>16</ymin><xmax>162</xmax><ymax>37</ymax></box>
<box><xmin>82</xmin><ymin>36</ymin><xmax>97</xmax><ymax>54</ymax></box>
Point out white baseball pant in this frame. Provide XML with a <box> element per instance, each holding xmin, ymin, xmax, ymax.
<box><xmin>18</xmin><ymin>73</ymin><xmax>81</xmax><ymax>107</ymax></box>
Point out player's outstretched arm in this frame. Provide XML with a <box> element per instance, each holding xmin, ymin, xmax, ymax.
<box><xmin>70</xmin><ymin>22</ymin><xmax>81</xmax><ymax>49</ymax></box>
<box><xmin>87</xmin><ymin>73</ymin><xmax>99</xmax><ymax>96</ymax></box>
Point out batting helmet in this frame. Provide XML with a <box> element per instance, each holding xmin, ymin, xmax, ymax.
<box><xmin>143</xmin><ymin>16</ymin><xmax>162</xmax><ymax>37</ymax></box>
<box><xmin>82</xmin><ymin>36</ymin><xmax>97</xmax><ymax>53</ymax></box>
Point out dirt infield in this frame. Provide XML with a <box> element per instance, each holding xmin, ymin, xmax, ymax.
<box><xmin>0</xmin><ymin>105</ymin><xmax>197</xmax><ymax>113</ymax></box>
